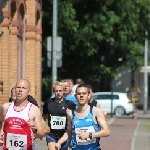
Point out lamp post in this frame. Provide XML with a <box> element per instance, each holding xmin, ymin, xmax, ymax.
<box><xmin>143</xmin><ymin>30</ymin><xmax>148</xmax><ymax>114</ymax></box>
<box><xmin>51</xmin><ymin>0</ymin><xmax>58</xmax><ymax>88</ymax></box>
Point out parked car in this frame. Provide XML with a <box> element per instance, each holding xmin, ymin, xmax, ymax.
<box><xmin>92</xmin><ymin>92</ymin><xmax>134</xmax><ymax>116</ymax></box>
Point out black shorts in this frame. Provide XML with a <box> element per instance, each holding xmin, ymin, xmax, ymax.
<box><xmin>46</xmin><ymin>134</ymin><xmax>69</xmax><ymax>150</ymax></box>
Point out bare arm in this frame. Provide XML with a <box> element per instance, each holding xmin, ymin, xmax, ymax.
<box><xmin>57</xmin><ymin>110</ymin><xmax>72</xmax><ymax>145</ymax></box>
<box><xmin>0</xmin><ymin>103</ymin><xmax>10</xmax><ymax>145</ymax></box>
<box><xmin>0</xmin><ymin>106</ymin><xmax>3</xmax><ymax>123</ymax></box>
<box><xmin>96</xmin><ymin>103</ymin><xmax>100</xmax><ymax>108</ymax></box>
<box><xmin>31</xmin><ymin>106</ymin><xmax>45</xmax><ymax>139</ymax></box>
<box><xmin>137</xmin><ymin>87</ymin><xmax>141</xmax><ymax>94</ymax></box>
<box><xmin>0</xmin><ymin>105</ymin><xmax>4</xmax><ymax>132</ymax></box>
<box><xmin>76</xmin><ymin>107</ymin><xmax>110</xmax><ymax>140</ymax></box>
<box><xmin>92</xmin><ymin>107</ymin><xmax>110</xmax><ymax>138</ymax></box>
<box><xmin>42</xmin><ymin>118</ymin><xmax>50</xmax><ymax>135</ymax></box>
<box><xmin>0</xmin><ymin>103</ymin><xmax>10</xmax><ymax>122</ymax></box>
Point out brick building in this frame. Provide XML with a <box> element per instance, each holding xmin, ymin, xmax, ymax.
<box><xmin>0</xmin><ymin>0</ymin><xmax>42</xmax><ymax>105</ymax></box>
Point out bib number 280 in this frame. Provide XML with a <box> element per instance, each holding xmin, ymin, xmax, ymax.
<box><xmin>51</xmin><ymin>116</ymin><xmax>66</xmax><ymax>129</ymax></box>
<box><xmin>6</xmin><ymin>133</ymin><xmax>27</xmax><ymax>150</ymax></box>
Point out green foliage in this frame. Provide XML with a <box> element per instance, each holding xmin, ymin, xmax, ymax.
<box><xmin>42</xmin><ymin>0</ymin><xmax>150</xmax><ymax>93</ymax></box>
<box><xmin>42</xmin><ymin>75</ymin><xmax>52</xmax><ymax>101</ymax></box>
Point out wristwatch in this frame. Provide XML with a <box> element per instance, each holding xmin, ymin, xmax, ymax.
<box><xmin>33</xmin><ymin>129</ymin><xmax>38</xmax><ymax>133</ymax></box>
<box><xmin>89</xmin><ymin>132</ymin><xmax>92</xmax><ymax>139</ymax></box>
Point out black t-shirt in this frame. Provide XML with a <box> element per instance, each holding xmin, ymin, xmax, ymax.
<box><xmin>43</xmin><ymin>98</ymin><xmax>76</xmax><ymax>141</ymax></box>
<box><xmin>88</xmin><ymin>100</ymin><xmax>97</xmax><ymax>107</ymax></box>
<box><xmin>9</xmin><ymin>95</ymin><xmax>38</xmax><ymax>106</ymax></box>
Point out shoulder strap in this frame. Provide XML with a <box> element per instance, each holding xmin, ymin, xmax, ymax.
<box><xmin>90</xmin><ymin>106</ymin><xmax>93</xmax><ymax>114</ymax></box>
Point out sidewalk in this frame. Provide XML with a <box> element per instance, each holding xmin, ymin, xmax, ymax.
<box><xmin>101</xmin><ymin>110</ymin><xmax>150</xmax><ymax>150</ymax></box>
<box><xmin>101</xmin><ymin>117</ymin><xmax>137</xmax><ymax>150</ymax></box>
<box><xmin>137</xmin><ymin>110</ymin><xmax>150</xmax><ymax>119</ymax></box>
<box><xmin>131</xmin><ymin>110</ymin><xmax>150</xmax><ymax>150</ymax></box>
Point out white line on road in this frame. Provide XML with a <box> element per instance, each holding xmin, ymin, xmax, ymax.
<box><xmin>130</xmin><ymin>120</ymin><xmax>140</xmax><ymax>150</ymax></box>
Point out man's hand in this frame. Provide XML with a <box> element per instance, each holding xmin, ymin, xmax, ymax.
<box><xmin>42</xmin><ymin>119</ymin><xmax>50</xmax><ymax>135</ymax></box>
<box><xmin>66</xmin><ymin>108</ymin><xmax>70</xmax><ymax>114</ymax></box>
<box><xmin>29</xmin><ymin>119</ymin><xmax>37</xmax><ymax>132</ymax></box>
<box><xmin>55</xmin><ymin>142</ymin><xmax>61</xmax><ymax>150</ymax></box>
<box><xmin>76</xmin><ymin>130</ymin><xmax>89</xmax><ymax>140</ymax></box>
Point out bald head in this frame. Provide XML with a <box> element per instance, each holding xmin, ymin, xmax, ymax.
<box><xmin>16</xmin><ymin>79</ymin><xmax>31</xmax><ymax>90</ymax></box>
<box><xmin>15</xmin><ymin>79</ymin><xmax>31</xmax><ymax>101</ymax></box>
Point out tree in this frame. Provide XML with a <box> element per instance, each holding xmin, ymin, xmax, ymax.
<box><xmin>42</xmin><ymin>0</ymin><xmax>150</xmax><ymax>94</ymax></box>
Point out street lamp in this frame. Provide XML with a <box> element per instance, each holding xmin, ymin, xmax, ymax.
<box><xmin>144</xmin><ymin>30</ymin><xmax>148</xmax><ymax>114</ymax></box>
<box><xmin>51</xmin><ymin>0</ymin><xmax>58</xmax><ymax>87</ymax></box>
<box><xmin>0</xmin><ymin>0</ymin><xmax>8</xmax><ymax>23</ymax></box>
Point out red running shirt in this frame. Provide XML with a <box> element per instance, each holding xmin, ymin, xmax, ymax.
<box><xmin>3</xmin><ymin>102</ymin><xmax>35</xmax><ymax>150</ymax></box>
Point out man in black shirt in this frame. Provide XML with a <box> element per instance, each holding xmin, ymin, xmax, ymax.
<box><xmin>87</xmin><ymin>85</ymin><xmax>100</xmax><ymax>108</ymax></box>
<box><xmin>43</xmin><ymin>81</ymin><xmax>76</xmax><ymax>150</ymax></box>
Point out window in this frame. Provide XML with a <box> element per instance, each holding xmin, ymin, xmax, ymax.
<box><xmin>93</xmin><ymin>94</ymin><xmax>119</xmax><ymax>100</ymax></box>
<box><xmin>93</xmin><ymin>95</ymin><xmax>105</xmax><ymax>100</ymax></box>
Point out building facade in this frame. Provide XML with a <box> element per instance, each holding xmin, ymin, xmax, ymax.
<box><xmin>0</xmin><ymin>0</ymin><xmax>42</xmax><ymax>105</ymax></box>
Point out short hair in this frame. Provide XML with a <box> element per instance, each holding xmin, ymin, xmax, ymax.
<box><xmin>75</xmin><ymin>83</ymin><xmax>89</xmax><ymax>94</ymax></box>
<box><xmin>87</xmin><ymin>84</ymin><xmax>93</xmax><ymax>92</ymax></box>
<box><xmin>60</xmin><ymin>79</ymin><xmax>70</xmax><ymax>84</ymax></box>
<box><xmin>67</xmin><ymin>78</ymin><xmax>74</xmax><ymax>85</ymax></box>
<box><xmin>53</xmin><ymin>81</ymin><xmax>63</xmax><ymax>91</ymax></box>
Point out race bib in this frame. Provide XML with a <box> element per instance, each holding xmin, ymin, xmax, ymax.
<box><xmin>51</xmin><ymin>116</ymin><xmax>66</xmax><ymax>129</ymax></box>
<box><xmin>75</xmin><ymin>126</ymin><xmax>96</xmax><ymax>145</ymax></box>
<box><xmin>6</xmin><ymin>133</ymin><xmax>27</xmax><ymax>150</ymax></box>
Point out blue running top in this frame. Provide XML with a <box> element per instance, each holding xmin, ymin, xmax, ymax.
<box><xmin>71</xmin><ymin>106</ymin><xmax>100</xmax><ymax>150</ymax></box>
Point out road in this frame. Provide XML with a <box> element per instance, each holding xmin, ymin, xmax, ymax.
<box><xmin>101</xmin><ymin>117</ymin><xmax>137</xmax><ymax>150</ymax></box>
<box><xmin>0</xmin><ymin>115</ymin><xmax>149</xmax><ymax>150</ymax></box>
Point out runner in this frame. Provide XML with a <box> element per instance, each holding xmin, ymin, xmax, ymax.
<box><xmin>9</xmin><ymin>87</ymin><xmax>16</xmax><ymax>102</ymax></box>
<box><xmin>87</xmin><ymin>85</ymin><xmax>100</xmax><ymax>108</ymax></box>
<box><xmin>0</xmin><ymin>79</ymin><xmax>46</xmax><ymax>150</ymax></box>
<box><xmin>56</xmin><ymin>83</ymin><xmax>110</xmax><ymax>150</ymax></box>
<box><xmin>43</xmin><ymin>81</ymin><xmax>76</xmax><ymax>150</ymax></box>
<box><xmin>127</xmin><ymin>80</ymin><xmax>141</xmax><ymax>117</ymax></box>
<box><xmin>9</xmin><ymin>86</ymin><xmax>38</xmax><ymax>106</ymax></box>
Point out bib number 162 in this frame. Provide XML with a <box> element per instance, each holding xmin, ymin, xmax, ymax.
<box><xmin>6</xmin><ymin>133</ymin><xmax>27</xmax><ymax>150</ymax></box>
<box><xmin>9</xmin><ymin>140</ymin><xmax>24</xmax><ymax>147</ymax></box>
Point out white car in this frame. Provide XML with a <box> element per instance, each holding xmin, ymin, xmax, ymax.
<box><xmin>93</xmin><ymin>92</ymin><xmax>134</xmax><ymax>116</ymax></box>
